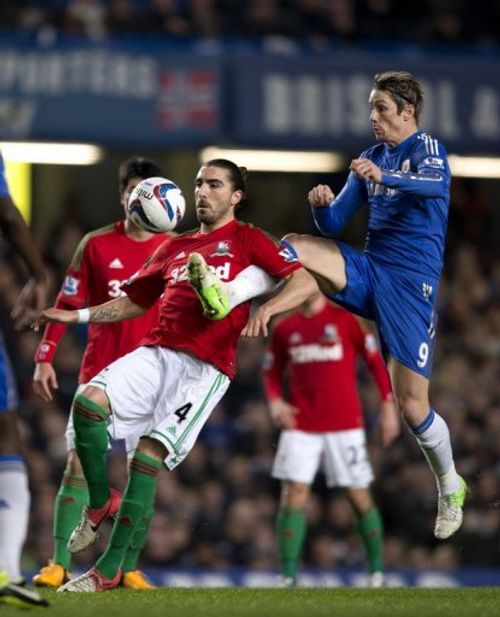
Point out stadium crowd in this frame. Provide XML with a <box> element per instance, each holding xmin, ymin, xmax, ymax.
<box><xmin>0</xmin><ymin>174</ymin><xmax>498</xmax><ymax>576</ymax></box>
<box><xmin>2</xmin><ymin>0</ymin><xmax>500</xmax><ymax>49</ymax></box>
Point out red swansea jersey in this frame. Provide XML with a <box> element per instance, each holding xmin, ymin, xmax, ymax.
<box><xmin>263</xmin><ymin>302</ymin><xmax>392</xmax><ymax>432</ymax></box>
<box><xmin>35</xmin><ymin>221</ymin><xmax>169</xmax><ymax>383</ymax></box>
<box><xmin>123</xmin><ymin>219</ymin><xmax>301</xmax><ymax>379</ymax></box>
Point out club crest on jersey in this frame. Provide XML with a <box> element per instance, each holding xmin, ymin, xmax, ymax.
<box><xmin>210</xmin><ymin>241</ymin><xmax>234</xmax><ymax>258</ymax></box>
<box><xmin>401</xmin><ymin>159</ymin><xmax>411</xmax><ymax>173</ymax></box>
<box><xmin>322</xmin><ymin>324</ymin><xmax>339</xmax><ymax>342</ymax></box>
<box><xmin>62</xmin><ymin>275</ymin><xmax>79</xmax><ymax>296</ymax></box>
<box><xmin>289</xmin><ymin>332</ymin><xmax>302</xmax><ymax>344</ymax></box>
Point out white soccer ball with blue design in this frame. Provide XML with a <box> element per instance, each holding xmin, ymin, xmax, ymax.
<box><xmin>128</xmin><ymin>177</ymin><xmax>185</xmax><ymax>233</ymax></box>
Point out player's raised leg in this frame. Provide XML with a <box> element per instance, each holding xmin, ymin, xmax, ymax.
<box><xmin>389</xmin><ymin>361</ymin><xmax>466</xmax><ymax>539</ymax></box>
<box><xmin>187</xmin><ymin>253</ymin><xmax>277</xmax><ymax>319</ymax></box>
<box><xmin>187</xmin><ymin>234</ymin><xmax>344</xmax><ymax>319</ymax></box>
<box><xmin>281</xmin><ymin>234</ymin><xmax>347</xmax><ymax>296</ymax></box>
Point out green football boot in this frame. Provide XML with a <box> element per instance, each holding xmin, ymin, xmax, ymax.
<box><xmin>434</xmin><ymin>475</ymin><xmax>468</xmax><ymax>539</ymax></box>
<box><xmin>187</xmin><ymin>253</ymin><xmax>230</xmax><ymax>320</ymax></box>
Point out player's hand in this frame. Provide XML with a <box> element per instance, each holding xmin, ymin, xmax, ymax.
<box><xmin>241</xmin><ymin>305</ymin><xmax>273</xmax><ymax>338</ymax></box>
<box><xmin>11</xmin><ymin>276</ymin><xmax>49</xmax><ymax>331</ymax></box>
<box><xmin>308</xmin><ymin>184</ymin><xmax>335</xmax><ymax>208</ymax></box>
<box><xmin>269</xmin><ymin>398</ymin><xmax>299</xmax><ymax>429</ymax></box>
<box><xmin>350</xmin><ymin>158</ymin><xmax>382</xmax><ymax>183</ymax></box>
<box><xmin>33</xmin><ymin>362</ymin><xmax>58</xmax><ymax>402</ymax></box>
<box><xmin>32</xmin><ymin>308</ymin><xmax>79</xmax><ymax>332</ymax></box>
<box><xmin>378</xmin><ymin>399</ymin><xmax>400</xmax><ymax>446</ymax></box>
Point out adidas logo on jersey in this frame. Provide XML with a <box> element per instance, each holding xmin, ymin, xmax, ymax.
<box><xmin>109</xmin><ymin>258</ymin><xmax>124</xmax><ymax>269</ymax></box>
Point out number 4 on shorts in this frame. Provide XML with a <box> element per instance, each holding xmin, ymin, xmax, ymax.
<box><xmin>174</xmin><ymin>403</ymin><xmax>192</xmax><ymax>424</ymax></box>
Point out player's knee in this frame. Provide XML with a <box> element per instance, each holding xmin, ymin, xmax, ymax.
<box><xmin>73</xmin><ymin>388</ymin><xmax>110</xmax><ymax>422</ymax></box>
<box><xmin>281</xmin><ymin>481</ymin><xmax>309</xmax><ymax>509</ymax></box>
<box><xmin>282</xmin><ymin>233</ymin><xmax>305</xmax><ymax>260</ymax></box>
<box><xmin>66</xmin><ymin>449</ymin><xmax>83</xmax><ymax>475</ymax></box>
<box><xmin>136</xmin><ymin>436</ymin><xmax>167</xmax><ymax>463</ymax></box>
<box><xmin>394</xmin><ymin>391</ymin><xmax>428</xmax><ymax>425</ymax></box>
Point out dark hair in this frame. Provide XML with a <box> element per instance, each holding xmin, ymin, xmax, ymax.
<box><xmin>204</xmin><ymin>158</ymin><xmax>248</xmax><ymax>205</ymax></box>
<box><xmin>118</xmin><ymin>156</ymin><xmax>162</xmax><ymax>193</ymax></box>
<box><xmin>373</xmin><ymin>71</ymin><xmax>424</xmax><ymax>123</ymax></box>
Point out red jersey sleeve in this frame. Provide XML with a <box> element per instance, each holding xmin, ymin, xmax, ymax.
<box><xmin>349</xmin><ymin>316</ymin><xmax>393</xmax><ymax>402</ymax></box>
<box><xmin>121</xmin><ymin>241</ymin><xmax>171</xmax><ymax>309</ymax></box>
<box><xmin>246</xmin><ymin>226</ymin><xmax>302</xmax><ymax>279</ymax></box>
<box><xmin>34</xmin><ymin>235</ymin><xmax>91</xmax><ymax>364</ymax></box>
<box><xmin>262</xmin><ymin>322</ymin><xmax>288</xmax><ymax>401</ymax></box>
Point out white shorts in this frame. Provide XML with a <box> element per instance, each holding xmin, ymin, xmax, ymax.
<box><xmin>271</xmin><ymin>428</ymin><xmax>374</xmax><ymax>488</ymax></box>
<box><xmin>87</xmin><ymin>346</ymin><xmax>230</xmax><ymax>470</ymax></box>
<box><xmin>65</xmin><ymin>385</ymin><xmax>138</xmax><ymax>455</ymax></box>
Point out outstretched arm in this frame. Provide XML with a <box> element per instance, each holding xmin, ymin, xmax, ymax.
<box><xmin>32</xmin><ymin>295</ymin><xmax>146</xmax><ymax>331</ymax></box>
<box><xmin>242</xmin><ymin>268</ymin><xmax>318</xmax><ymax>337</ymax></box>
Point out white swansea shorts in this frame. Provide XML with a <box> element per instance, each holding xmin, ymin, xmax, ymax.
<box><xmin>271</xmin><ymin>428</ymin><xmax>374</xmax><ymax>488</ymax></box>
<box><xmin>87</xmin><ymin>346</ymin><xmax>230</xmax><ymax>470</ymax></box>
<box><xmin>66</xmin><ymin>385</ymin><xmax>139</xmax><ymax>455</ymax></box>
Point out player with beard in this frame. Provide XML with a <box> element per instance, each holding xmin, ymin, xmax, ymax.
<box><xmin>32</xmin><ymin>158</ymin><xmax>318</xmax><ymax>592</ymax></box>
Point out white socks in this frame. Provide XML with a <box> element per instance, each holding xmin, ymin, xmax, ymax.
<box><xmin>226</xmin><ymin>265</ymin><xmax>277</xmax><ymax>309</ymax></box>
<box><xmin>411</xmin><ymin>410</ymin><xmax>460</xmax><ymax>496</ymax></box>
<box><xmin>0</xmin><ymin>456</ymin><xmax>30</xmax><ymax>580</ymax></box>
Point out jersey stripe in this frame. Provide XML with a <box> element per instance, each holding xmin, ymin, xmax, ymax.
<box><xmin>70</xmin><ymin>223</ymin><xmax>116</xmax><ymax>270</ymax></box>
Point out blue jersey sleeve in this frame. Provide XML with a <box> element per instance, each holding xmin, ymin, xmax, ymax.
<box><xmin>0</xmin><ymin>154</ymin><xmax>10</xmax><ymax>198</ymax></box>
<box><xmin>312</xmin><ymin>172</ymin><xmax>366</xmax><ymax>236</ymax></box>
<box><xmin>380</xmin><ymin>139</ymin><xmax>449</xmax><ymax>199</ymax></box>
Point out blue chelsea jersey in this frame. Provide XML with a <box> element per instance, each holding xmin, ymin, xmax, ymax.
<box><xmin>0</xmin><ymin>154</ymin><xmax>10</xmax><ymax>198</ymax></box>
<box><xmin>313</xmin><ymin>130</ymin><xmax>451</xmax><ymax>280</ymax></box>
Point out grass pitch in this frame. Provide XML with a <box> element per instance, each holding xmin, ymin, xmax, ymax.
<box><xmin>1</xmin><ymin>587</ymin><xmax>499</xmax><ymax>617</ymax></box>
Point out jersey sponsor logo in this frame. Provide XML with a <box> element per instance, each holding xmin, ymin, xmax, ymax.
<box><xmin>368</xmin><ymin>180</ymin><xmax>398</xmax><ymax>198</ymax></box>
<box><xmin>170</xmin><ymin>261</ymin><xmax>232</xmax><ymax>284</ymax></box>
<box><xmin>289</xmin><ymin>343</ymin><xmax>343</xmax><ymax>364</ymax></box>
<box><xmin>421</xmin><ymin>156</ymin><xmax>445</xmax><ymax>169</ymax></box>
<box><xmin>108</xmin><ymin>258</ymin><xmax>124</xmax><ymax>269</ymax></box>
<box><xmin>210</xmin><ymin>241</ymin><xmax>234</xmax><ymax>258</ymax></box>
<box><xmin>62</xmin><ymin>275</ymin><xmax>80</xmax><ymax>296</ymax></box>
<box><xmin>401</xmin><ymin>159</ymin><xmax>411</xmax><ymax>173</ymax></box>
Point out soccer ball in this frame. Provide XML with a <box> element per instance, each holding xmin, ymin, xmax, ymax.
<box><xmin>128</xmin><ymin>177</ymin><xmax>186</xmax><ymax>233</ymax></box>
